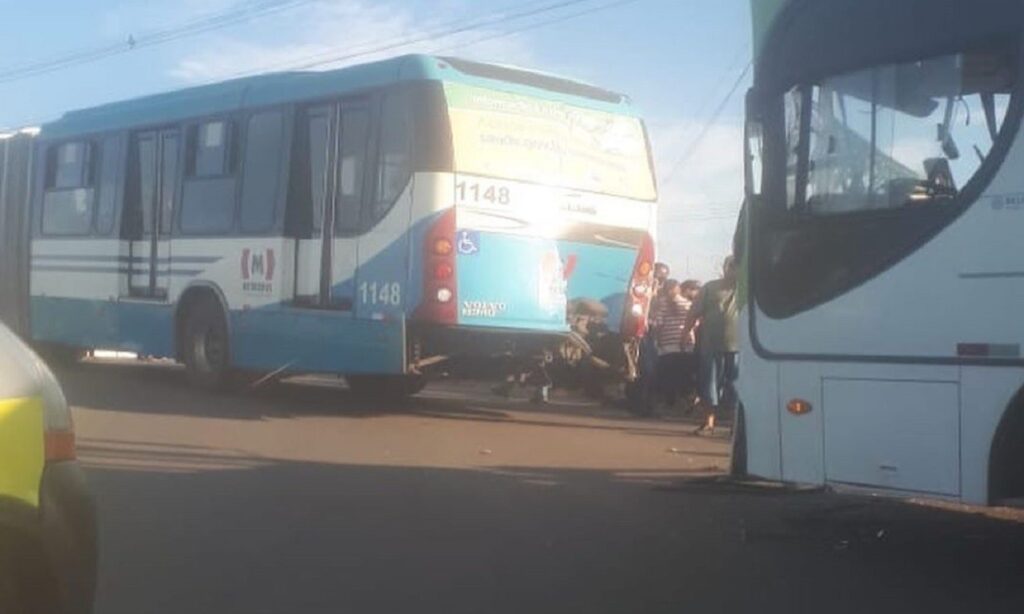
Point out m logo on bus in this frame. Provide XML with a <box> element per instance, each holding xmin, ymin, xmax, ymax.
<box><xmin>241</xmin><ymin>248</ymin><xmax>275</xmax><ymax>294</ymax></box>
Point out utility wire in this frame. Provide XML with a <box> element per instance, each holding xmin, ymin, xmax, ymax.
<box><xmin>661</xmin><ymin>60</ymin><xmax>750</xmax><ymax>186</ymax></box>
<box><xmin>1</xmin><ymin>0</ymin><xmax>639</xmax><ymax>128</ymax></box>
<box><xmin>668</xmin><ymin>43</ymin><xmax>749</xmax><ymax>155</ymax></box>
<box><xmin>220</xmin><ymin>0</ymin><xmax>640</xmax><ymax>80</ymax></box>
<box><xmin>429</xmin><ymin>0</ymin><xmax>646</xmax><ymax>55</ymax></box>
<box><xmin>0</xmin><ymin>0</ymin><xmax>317</xmax><ymax>84</ymax></box>
<box><xmin>214</xmin><ymin>0</ymin><xmax>556</xmax><ymax>78</ymax></box>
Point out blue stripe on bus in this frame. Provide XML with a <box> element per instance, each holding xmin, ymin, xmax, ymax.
<box><xmin>31</xmin><ymin>296</ymin><xmax>175</xmax><ymax>356</ymax></box>
<box><xmin>29</xmin><ymin>295</ymin><xmax>404</xmax><ymax>375</ymax></box>
<box><xmin>32</xmin><ymin>255</ymin><xmax>221</xmax><ymax>264</ymax></box>
<box><xmin>32</xmin><ymin>265</ymin><xmax>205</xmax><ymax>276</ymax></box>
<box><xmin>232</xmin><ymin>307</ymin><xmax>404</xmax><ymax>374</ymax></box>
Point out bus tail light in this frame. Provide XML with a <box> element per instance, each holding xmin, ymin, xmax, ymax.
<box><xmin>433</xmin><ymin>262</ymin><xmax>454</xmax><ymax>280</ymax></box>
<box><xmin>413</xmin><ymin>209</ymin><xmax>458</xmax><ymax>325</ymax></box>
<box><xmin>621</xmin><ymin>233</ymin><xmax>655</xmax><ymax>339</ymax></box>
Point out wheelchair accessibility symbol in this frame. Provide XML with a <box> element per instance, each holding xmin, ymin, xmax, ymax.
<box><xmin>457</xmin><ymin>230</ymin><xmax>480</xmax><ymax>255</ymax></box>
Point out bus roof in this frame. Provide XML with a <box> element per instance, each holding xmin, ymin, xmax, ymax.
<box><xmin>41</xmin><ymin>54</ymin><xmax>637</xmax><ymax>140</ymax></box>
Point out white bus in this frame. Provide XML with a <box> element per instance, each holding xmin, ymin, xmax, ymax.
<box><xmin>737</xmin><ymin>0</ymin><xmax>1024</xmax><ymax>505</ymax></box>
<box><xmin>0</xmin><ymin>55</ymin><xmax>658</xmax><ymax>397</ymax></box>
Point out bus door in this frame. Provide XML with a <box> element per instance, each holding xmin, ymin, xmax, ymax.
<box><xmin>293</xmin><ymin>102</ymin><xmax>366</xmax><ymax>309</ymax></box>
<box><xmin>125</xmin><ymin>128</ymin><xmax>179</xmax><ymax>299</ymax></box>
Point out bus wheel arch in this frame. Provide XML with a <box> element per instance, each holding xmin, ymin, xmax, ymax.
<box><xmin>175</xmin><ymin>284</ymin><xmax>233</xmax><ymax>390</ymax></box>
<box><xmin>988</xmin><ymin>385</ymin><xmax>1024</xmax><ymax>504</ymax></box>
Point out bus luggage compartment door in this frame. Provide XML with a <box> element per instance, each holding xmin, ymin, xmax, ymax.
<box><xmin>822</xmin><ymin>378</ymin><xmax>961</xmax><ymax>496</ymax></box>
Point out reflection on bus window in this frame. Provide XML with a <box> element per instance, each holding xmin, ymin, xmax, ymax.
<box><xmin>46</xmin><ymin>141</ymin><xmax>92</xmax><ymax>190</ymax></box>
<box><xmin>189</xmin><ymin>120</ymin><xmax>231</xmax><ymax>178</ymax></box>
<box><xmin>337</xmin><ymin>108</ymin><xmax>369</xmax><ymax>232</ymax></box>
<box><xmin>374</xmin><ymin>93</ymin><xmax>411</xmax><ymax>220</ymax></box>
<box><xmin>41</xmin><ymin>141</ymin><xmax>96</xmax><ymax>235</ymax></box>
<box><xmin>241</xmin><ymin>111</ymin><xmax>285</xmax><ymax>233</ymax></box>
<box><xmin>785</xmin><ymin>48</ymin><xmax>1015</xmax><ymax>215</ymax></box>
<box><xmin>95</xmin><ymin>136</ymin><xmax>121</xmax><ymax>235</ymax></box>
<box><xmin>307</xmin><ymin>109</ymin><xmax>330</xmax><ymax>232</ymax></box>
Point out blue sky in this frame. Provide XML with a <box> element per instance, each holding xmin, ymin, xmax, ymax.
<box><xmin>0</xmin><ymin>0</ymin><xmax>752</xmax><ymax>280</ymax></box>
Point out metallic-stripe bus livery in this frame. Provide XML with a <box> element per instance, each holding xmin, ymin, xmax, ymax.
<box><xmin>14</xmin><ymin>55</ymin><xmax>657</xmax><ymax>388</ymax></box>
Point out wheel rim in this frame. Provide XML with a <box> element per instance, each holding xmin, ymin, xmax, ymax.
<box><xmin>194</xmin><ymin>326</ymin><xmax>226</xmax><ymax>374</ymax></box>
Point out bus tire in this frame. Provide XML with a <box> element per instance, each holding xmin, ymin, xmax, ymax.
<box><xmin>182</xmin><ymin>297</ymin><xmax>233</xmax><ymax>391</ymax></box>
<box><xmin>0</xmin><ymin>557</ymin><xmax>19</xmax><ymax>614</ymax></box>
<box><xmin>36</xmin><ymin>343</ymin><xmax>87</xmax><ymax>368</ymax></box>
<box><xmin>0</xmin><ymin>532</ymin><xmax>58</xmax><ymax>614</ymax></box>
<box><xmin>346</xmin><ymin>374</ymin><xmax>426</xmax><ymax>399</ymax></box>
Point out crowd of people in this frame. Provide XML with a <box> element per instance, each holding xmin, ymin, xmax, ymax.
<box><xmin>640</xmin><ymin>256</ymin><xmax>739</xmax><ymax>435</ymax></box>
<box><xmin>489</xmin><ymin>255</ymin><xmax>740</xmax><ymax>437</ymax></box>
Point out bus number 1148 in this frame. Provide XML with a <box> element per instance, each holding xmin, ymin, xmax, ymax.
<box><xmin>456</xmin><ymin>180</ymin><xmax>511</xmax><ymax>205</ymax></box>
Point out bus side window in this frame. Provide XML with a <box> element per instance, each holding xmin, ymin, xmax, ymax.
<box><xmin>284</xmin><ymin>108</ymin><xmax>320</xmax><ymax>239</ymax></box>
<box><xmin>180</xmin><ymin>119</ymin><xmax>238</xmax><ymax>234</ymax></box>
<box><xmin>123</xmin><ymin>135</ymin><xmax>157</xmax><ymax>240</ymax></box>
<box><xmin>41</xmin><ymin>141</ymin><xmax>97</xmax><ymax>236</ymax></box>
<box><xmin>94</xmin><ymin>136</ymin><xmax>122</xmax><ymax>235</ymax></box>
<box><xmin>240</xmin><ymin>110</ymin><xmax>286</xmax><ymax>234</ymax></box>
<box><xmin>337</xmin><ymin>108</ymin><xmax>370</xmax><ymax>233</ymax></box>
<box><xmin>372</xmin><ymin>92</ymin><xmax>411</xmax><ymax>222</ymax></box>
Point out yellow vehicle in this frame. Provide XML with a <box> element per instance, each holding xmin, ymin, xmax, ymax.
<box><xmin>0</xmin><ymin>323</ymin><xmax>96</xmax><ymax>613</ymax></box>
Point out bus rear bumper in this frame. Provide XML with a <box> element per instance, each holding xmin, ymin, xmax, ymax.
<box><xmin>413</xmin><ymin>323</ymin><xmax>568</xmax><ymax>357</ymax></box>
<box><xmin>409</xmin><ymin>324</ymin><xmax>570</xmax><ymax>377</ymax></box>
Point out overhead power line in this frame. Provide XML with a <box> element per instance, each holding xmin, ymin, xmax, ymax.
<box><xmin>428</xmin><ymin>0</ymin><xmax>646</xmax><ymax>55</ymax></box>
<box><xmin>0</xmin><ymin>0</ymin><xmax>318</xmax><ymax>84</ymax></box>
<box><xmin>2</xmin><ymin>0</ymin><xmax>650</xmax><ymax>127</ymax></box>
<box><xmin>662</xmin><ymin>60</ymin><xmax>751</xmax><ymax>187</ymax></box>
<box><xmin>220</xmin><ymin>0</ymin><xmax>646</xmax><ymax>80</ymax></box>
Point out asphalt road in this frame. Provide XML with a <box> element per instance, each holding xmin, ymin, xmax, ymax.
<box><xmin>58</xmin><ymin>359</ymin><xmax>1024</xmax><ymax>614</ymax></box>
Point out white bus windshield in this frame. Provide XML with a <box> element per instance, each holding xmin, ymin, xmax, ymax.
<box><xmin>782</xmin><ymin>48</ymin><xmax>1015</xmax><ymax>214</ymax></box>
<box><xmin>444</xmin><ymin>82</ymin><xmax>657</xmax><ymax>201</ymax></box>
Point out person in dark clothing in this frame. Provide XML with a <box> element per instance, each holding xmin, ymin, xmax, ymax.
<box><xmin>628</xmin><ymin>262</ymin><xmax>671</xmax><ymax>415</ymax></box>
<box><xmin>683</xmin><ymin>257</ymin><xmax>738</xmax><ymax>435</ymax></box>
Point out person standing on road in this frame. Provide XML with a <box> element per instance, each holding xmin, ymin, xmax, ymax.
<box><xmin>629</xmin><ymin>262</ymin><xmax>671</xmax><ymax>415</ymax></box>
<box><xmin>677</xmin><ymin>279</ymin><xmax>702</xmax><ymax>409</ymax></box>
<box><xmin>653</xmin><ymin>279</ymin><xmax>692</xmax><ymax>408</ymax></box>
<box><xmin>683</xmin><ymin>257</ymin><xmax>738</xmax><ymax>435</ymax></box>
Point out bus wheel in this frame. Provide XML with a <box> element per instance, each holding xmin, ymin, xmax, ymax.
<box><xmin>0</xmin><ymin>558</ymin><xmax>18</xmax><ymax>614</ymax></box>
<box><xmin>346</xmin><ymin>374</ymin><xmax>426</xmax><ymax>399</ymax></box>
<box><xmin>182</xmin><ymin>297</ymin><xmax>232</xmax><ymax>391</ymax></box>
<box><xmin>36</xmin><ymin>343</ymin><xmax>87</xmax><ymax>368</ymax></box>
<box><xmin>0</xmin><ymin>532</ymin><xmax>57</xmax><ymax>614</ymax></box>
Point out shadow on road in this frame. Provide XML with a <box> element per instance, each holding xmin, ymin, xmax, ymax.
<box><xmin>83</xmin><ymin>443</ymin><xmax>1024</xmax><ymax>614</ymax></box>
<box><xmin>57</xmin><ymin>359</ymin><xmax>714</xmax><ymax>439</ymax></box>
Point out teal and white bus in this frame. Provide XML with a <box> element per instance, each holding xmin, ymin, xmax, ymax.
<box><xmin>1</xmin><ymin>55</ymin><xmax>657</xmax><ymax>395</ymax></box>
